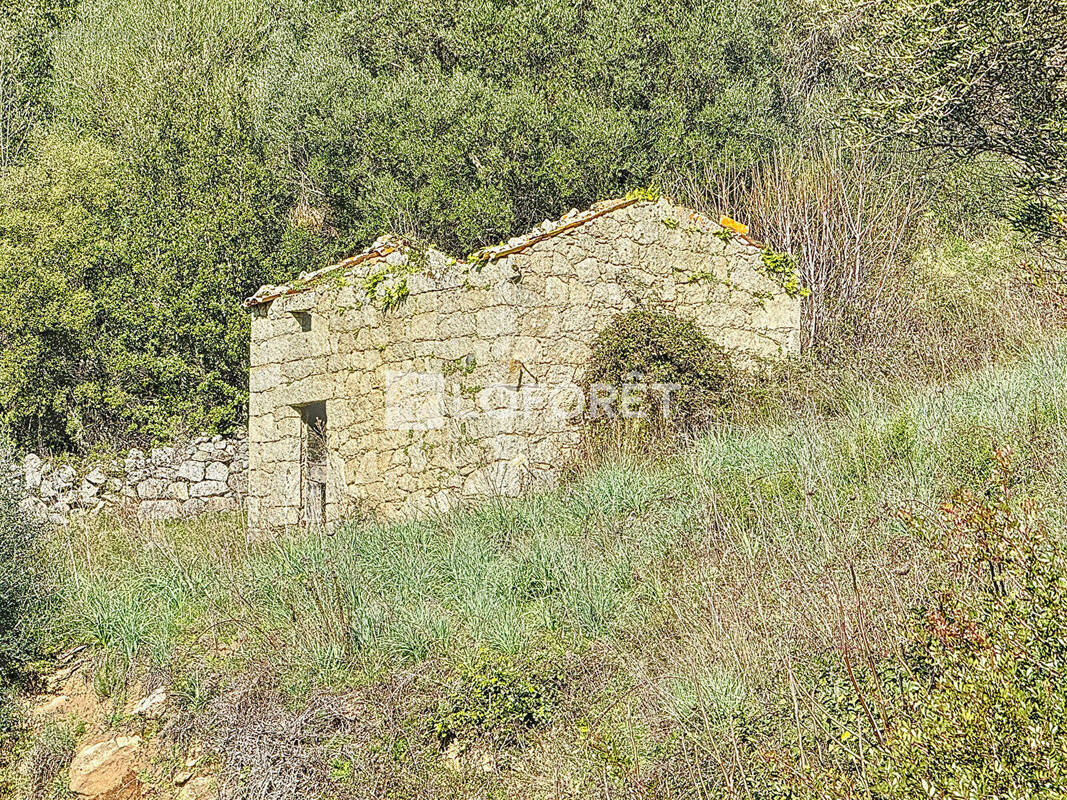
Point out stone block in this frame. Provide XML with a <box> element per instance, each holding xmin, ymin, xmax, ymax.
<box><xmin>125</xmin><ymin>448</ymin><xmax>146</xmax><ymax>472</ymax></box>
<box><xmin>204</xmin><ymin>461</ymin><xmax>229</xmax><ymax>482</ymax></box>
<box><xmin>68</xmin><ymin>736</ymin><xmax>142</xmax><ymax>799</ymax></box>
<box><xmin>23</xmin><ymin>453</ymin><xmax>44</xmax><ymax>491</ymax></box>
<box><xmin>52</xmin><ymin>464</ymin><xmax>76</xmax><ymax>491</ymax></box>
<box><xmin>176</xmin><ymin>461</ymin><xmax>206</xmax><ymax>482</ymax></box>
<box><xmin>189</xmin><ymin>480</ymin><xmax>228</xmax><ymax>498</ymax></box>
<box><xmin>150</xmin><ymin>447</ymin><xmax>174</xmax><ymax>465</ymax></box>
<box><xmin>167</xmin><ymin>482</ymin><xmax>190</xmax><ymax>501</ymax></box>
<box><xmin>475</xmin><ymin>306</ymin><xmax>517</xmax><ymax>339</ymax></box>
<box><xmin>136</xmin><ymin>479</ymin><xmax>166</xmax><ymax>500</ymax></box>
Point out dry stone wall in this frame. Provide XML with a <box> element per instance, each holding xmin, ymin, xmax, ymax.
<box><xmin>17</xmin><ymin>433</ymin><xmax>247</xmax><ymax>525</ymax></box>
<box><xmin>247</xmin><ymin>197</ymin><xmax>801</xmax><ymax>529</ymax></box>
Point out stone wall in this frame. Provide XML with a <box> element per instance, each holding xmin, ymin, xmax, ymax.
<box><xmin>246</xmin><ymin>197</ymin><xmax>802</xmax><ymax>529</ymax></box>
<box><xmin>17</xmin><ymin>433</ymin><xmax>248</xmax><ymax>525</ymax></box>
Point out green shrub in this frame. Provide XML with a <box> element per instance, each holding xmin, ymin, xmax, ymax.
<box><xmin>766</xmin><ymin>454</ymin><xmax>1067</xmax><ymax>797</ymax></box>
<box><xmin>585</xmin><ymin>310</ymin><xmax>732</xmax><ymax>432</ymax></box>
<box><xmin>431</xmin><ymin>649</ymin><xmax>558</xmax><ymax>746</ymax></box>
<box><xmin>0</xmin><ymin>443</ymin><xmax>46</xmax><ymax>684</ymax></box>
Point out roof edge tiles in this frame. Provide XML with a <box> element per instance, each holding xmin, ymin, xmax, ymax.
<box><xmin>243</xmin><ymin>197</ymin><xmax>760</xmax><ymax>308</ymax></box>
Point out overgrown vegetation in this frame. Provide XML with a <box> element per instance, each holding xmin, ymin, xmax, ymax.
<box><xmin>585</xmin><ymin>310</ymin><xmax>731</xmax><ymax>431</ymax></box>
<box><xmin>746</xmin><ymin>459</ymin><xmax>1067</xmax><ymax>796</ymax></box>
<box><xmin>0</xmin><ymin>0</ymin><xmax>800</xmax><ymax>453</ymax></box>
<box><xmin>26</xmin><ymin>340</ymin><xmax>1067</xmax><ymax>796</ymax></box>
<box><xmin>4</xmin><ymin>0</ymin><xmax>1067</xmax><ymax>796</ymax></box>
<box><xmin>1</xmin><ymin>0</ymin><xmax>1062</xmax><ymax>453</ymax></box>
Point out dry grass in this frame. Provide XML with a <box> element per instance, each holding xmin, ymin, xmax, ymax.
<box><xmin>668</xmin><ymin>143</ymin><xmax>1063</xmax><ymax>381</ymax></box>
<box><xmin>21</xmin><ymin>722</ymin><xmax>76</xmax><ymax>800</ymax></box>
<box><xmin>24</xmin><ymin>334</ymin><xmax>1067</xmax><ymax>797</ymax></box>
<box><xmin>670</xmin><ymin>142</ymin><xmax>930</xmax><ymax>349</ymax></box>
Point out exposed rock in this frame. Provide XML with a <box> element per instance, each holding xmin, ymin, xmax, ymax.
<box><xmin>176</xmin><ymin>461</ymin><xmax>206</xmax><ymax>482</ymax></box>
<box><xmin>24</xmin><ymin>453</ymin><xmax>44</xmax><ymax>491</ymax></box>
<box><xmin>85</xmin><ymin>467</ymin><xmax>108</xmax><ymax>486</ymax></box>
<box><xmin>168</xmin><ymin>481</ymin><xmax>190</xmax><ymax>501</ymax></box>
<box><xmin>33</xmin><ymin>694</ymin><xmax>70</xmax><ymax>716</ymax></box>
<box><xmin>125</xmin><ymin>448</ymin><xmax>146</xmax><ymax>471</ymax></box>
<box><xmin>190</xmin><ymin>447</ymin><xmax>214</xmax><ymax>463</ymax></box>
<box><xmin>150</xmin><ymin>447</ymin><xmax>174</xmax><ymax>465</ymax></box>
<box><xmin>173</xmin><ymin>771</ymin><xmax>192</xmax><ymax>786</ymax></box>
<box><xmin>136</xmin><ymin>479</ymin><xmax>165</xmax><ymax>500</ymax></box>
<box><xmin>189</xmin><ymin>480</ymin><xmax>227</xmax><ymax>498</ymax></box>
<box><xmin>69</xmin><ymin>736</ymin><xmax>142</xmax><ymax>799</ymax></box>
<box><xmin>53</xmin><ymin>464</ymin><xmax>76</xmax><ymax>491</ymax></box>
<box><xmin>18</xmin><ymin>496</ymin><xmax>47</xmax><ymax>521</ymax></box>
<box><xmin>125</xmin><ymin>687</ymin><xmax>166</xmax><ymax>717</ymax></box>
<box><xmin>177</xmin><ymin>777</ymin><xmax>216</xmax><ymax>800</ymax></box>
<box><xmin>204</xmin><ymin>461</ymin><xmax>229</xmax><ymax>482</ymax></box>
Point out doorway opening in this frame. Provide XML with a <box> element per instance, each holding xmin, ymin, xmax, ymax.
<box><xmin>298</xmin><ymin>401</ymin><xmax>327</xmax><ymax>525</ymax></box>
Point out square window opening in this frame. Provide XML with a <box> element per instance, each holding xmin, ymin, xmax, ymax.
<box><xmin>292</xmin><ymin>311</ymin><xmax>312</xmax><ymax>332</ymax></box>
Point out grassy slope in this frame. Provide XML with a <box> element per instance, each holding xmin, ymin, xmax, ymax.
<box><xmin>37</xmin><ymin>336</ymin><xmax>1067</xmax><ymax>796</ymax></box>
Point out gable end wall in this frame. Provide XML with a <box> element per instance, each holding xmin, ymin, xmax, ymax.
<box><xmin>247</xmin><ymin>199</ymin><xmax>800</xmax><ymax>528</ymax></box>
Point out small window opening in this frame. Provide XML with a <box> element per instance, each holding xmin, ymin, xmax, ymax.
<box><xmin>298</xmin><ymin>401</ymin><xmax>327</xmax><ymax>525</ymax></box>
<box><xmin>292</xmin><ymin>311</ymin><xmax>312</xmax><ymax>332</ymax></box>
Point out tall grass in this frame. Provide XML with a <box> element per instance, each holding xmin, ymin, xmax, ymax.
<box><xmin>27</xmin><ymin>338</ymin><xmax>1067</xmax><ymax>796</ymax></box>
<box><xmin>48</xmin><ymin>339</ymin><xmax>1067</xmax><ymax>693</ymax></box>
<box><xmin>669</xmin><ymin>143</ymin><xmax>1059</xmax><ymax>380</ymax></box>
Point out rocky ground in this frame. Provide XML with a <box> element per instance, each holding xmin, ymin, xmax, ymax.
<box><xmin>21</xmin><ymin>654</ymin><xmax>218</xmax><ymax>800</ymax></box>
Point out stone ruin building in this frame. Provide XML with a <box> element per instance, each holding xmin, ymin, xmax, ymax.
<box><xmin>243</xmin><ymin>196</ymin><xmax>802</xmax><ymax>529</ymax></box>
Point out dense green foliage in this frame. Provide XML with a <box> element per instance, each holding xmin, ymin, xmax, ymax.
<box><xmin>586</xmin><ymin>310</ymin><xmax>730</xmax><ymax>429</ymax></box>
<box><xmin>0</xmin><ymin>0</ymin><xmax>804</xmax><ymax>452</ymax></box>
<box><xmin>432</xmin><ymin>649</ymin><xmax>558</xmax><ymax>746</ymax></box>
<box><xmin>0</xmin><ymin>134</ymin><xmax>304</xmax><ymax>450</ymax></box>
<box><xmin>845</xmin><ymin>0</ymin><xmax>1067</xmax><ymax>244</ymax></box>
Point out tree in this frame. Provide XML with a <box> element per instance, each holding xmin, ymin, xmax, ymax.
<box><xmin>0</xmin><ymin>0</ymin><xmax>69</xmax><ymax>167</ymax></box>
<box><xmin>0</xmin><ymin>136</ymin><xmax>119</xmax><ymax>451</ymax></box>
<box><xmin>841</xmin><ymin>0</ymin><xmax>1067</xmax><ymax>243</ymax></box>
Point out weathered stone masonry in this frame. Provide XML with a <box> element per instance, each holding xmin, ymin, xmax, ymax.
<box><xmin>245</xmin><ymin>197</ymin><xmax>802</xmax><ymax>529</ymax></box>
<box><xmin>16</xmin><ymin>433</ymin><xmax>248</xmax><ymax>525</ymax></box>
